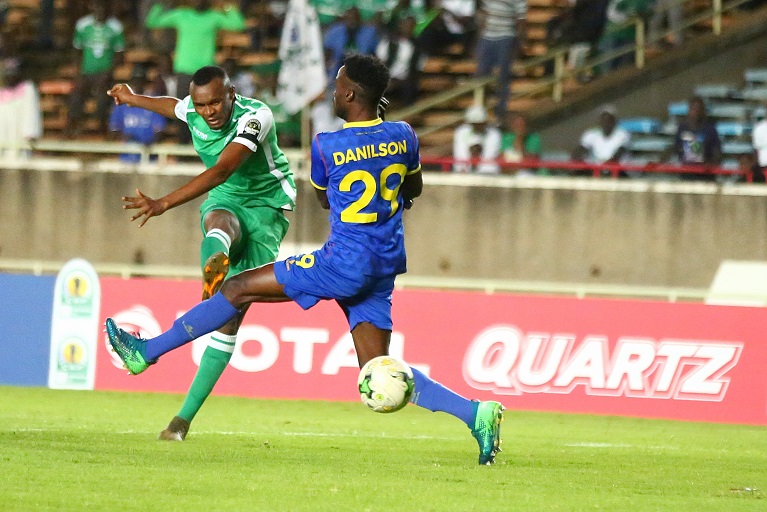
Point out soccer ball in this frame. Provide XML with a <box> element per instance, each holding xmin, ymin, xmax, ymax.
<box><xmin>358</xmin><ymin>356</ymin><xmax>415</xmax><ymax>413</ymax></box>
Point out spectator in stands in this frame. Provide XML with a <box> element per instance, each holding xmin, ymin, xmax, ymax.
<box><xmin>501</xmin><ymin>112</ymin><xmax>542</xmax><ymax>175</ymax></box>
<box><xmin>657</xmin><ymin>96</ymin><xmax>722</xmax><ymax>181</ymax></box>
<box><xmin>376</xmin><ymin>15</ymin><xmax>422</xmax><ymax>107</ymax></box>
<box><xmin>547</xmin><ymin>0</ymin><xmax>609</xmax><ymax>82</ymax></box>
<box><xmin>157</xmin><ymin>54</ymin><xmax>178</xmax><ymax>98</ymax></box>
<box><xmin>417</xmin><ymin>0</ymin><xmax>477</xmax><ymax>57</ymax></box>
<box><xmin>250</xmin><ymin>61</ymin><xmax>301</xmax><ymax>148</ymax></box>
<box><xmin>222</xmin><ymin>57</ymin><xmax>256</xmax><ymax>98</ymax></box>
<box><xmin>66</xmin><ymin>3</ymin><xmax>125</xmax><ymax>138</ymax></box>
<box><xmin>453</xmin><ymin>103</ymin><xmax>502</xmax><ymax>173</ymax></box>
<box><xmin>0</xmin><ymin>57</ymin><xmax>42</xmax><ymax>159</ymax></box>
<box><xmin>145</xmin><ymin>0</ymin><xmax>246</xmax><ymax>143</ymax></box>
<box><xmin>474</xmin><ymin>0</ymin><xmax>526</xmax><ymax>121</ymax></box>
<box><xmin>108</xmin><ymin>72</ymin><xmax>167</xmax><ymax>163</ymax></box>
<box><xmin>324</xmin><ymin>7</ymin><xmax>380</xmax><ymax>86</ymax></box>
<box><xmin>572</xmin><ymin>105</ymin><xmax>630</xmax><ymax>176</ymax></box>
<box><xmin>312</xmin><ymin>0</ymin><xmax>353</xmax><ymax>26</ymax></box>
<box><xmin>750</xmin><ymin>107</ymin><xmax>767</xmax><ymax>182</ymax></box>
<box><xmin>648</xmin><ymin>0</ymin><xmax>683</xmax><ymax>49</ymax></box>
<box><xmin>311</xmin><ymin>92</ymin><xmax>345</xmax><ymax>137</ymax></box>
<box><xmin>139</xmin><ymin>0</ymin><xmax>175</xmax><ymax>53</ymax></box>
<box><xmin>597</xmin><ymin>0</ymin><xmax>653</xmax><ymax>74</ymax></box>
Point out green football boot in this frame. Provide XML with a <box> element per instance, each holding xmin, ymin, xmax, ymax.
<box><xmin>105</xmin><ymin>318</ymin><xmax>155</xmax><ymax>375</ymax></box>
<box><xmin>471</xmin><ymin>401</ymin><xmax>505</xmax><ymax>465</ymax></box>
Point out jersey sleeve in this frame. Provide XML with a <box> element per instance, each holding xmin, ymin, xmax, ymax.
<box><xmin>310</xmin><ymin>135</ymin><xmax>329</xmax><ymax>190</ymax></box>
<box><xmin>232</xmin><ymin>108</ymin><xmax>274</xmax><ymax>152</ymax></box>
<box><xmin>173</xmin><ymin>97</ymin><xmax>190</xmax><ymax>123</ymax></box>
<box><xmin>108</xmin><ymin>19</ymin><xmax>125</xmax><ymax>52</ymax></box>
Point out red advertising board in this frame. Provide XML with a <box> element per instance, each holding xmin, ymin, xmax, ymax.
<box><xmin>96</xmin><ymin>277</ymin><xmax>767</xmax><ymax>425</ymax></box>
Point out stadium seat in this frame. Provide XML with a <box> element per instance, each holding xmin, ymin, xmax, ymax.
<box><xmin>667</xmin><ymin>101</ymin><xmax>688</xmax><ymax>117</ymax></box>
<box><xmin>693</xmin><ymin>84</ymin><xmax>739</xmax><ymax>100</ymax></box>
<box><xmin>741</xmin><ymin>87</ymin><xmax>767</xmax><ymax>101</ymax></box>
<box><xmin>744</xmin><ymin>68</ymin><xmax>767</xmax><ymax>87</ymax></box>
<box><xmin>753</xmin><ymin>106</ymin><xmax>767</xmax><ymax>120</ymax></box>
<box><xmin>721</xmin><ymin>141</ymin><xmax>754</xmax><ymax>155</ymax></box>
<box><xmin>715</xmin><ymin>121</ymin><xmax>751</xmax><ymax>137</ymax></box>
<box><xmin>708</xmin><ymin>103</ymin><xmax>751</xmax><ymax>120</ymax></box>
<box><xmin>627</xmin><ymin>137</ymin><xmax>673</xmax><ymax>153</ymax></box>
<box><xmin>618</xmin><ymin>117</ymin><xmax>662</xmax><ymax>134</ymax></box>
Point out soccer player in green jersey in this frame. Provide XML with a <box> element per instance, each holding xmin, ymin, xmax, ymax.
<box><xmin>107</xmin><ymin>65</ymin><xmax>297</xmax><ymax>441</ymax></box>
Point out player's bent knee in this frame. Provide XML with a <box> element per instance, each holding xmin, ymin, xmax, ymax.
<box><xmin>220</xmin><ymin>276</ymin><xmax>249</xmax><ymax>309</ymax></box>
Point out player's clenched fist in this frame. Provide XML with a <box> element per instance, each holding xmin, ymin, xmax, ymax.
<box><xmin>107</xmin><ymin>84</ymin><xmax>135</xmax><ymax>106</ymax></box>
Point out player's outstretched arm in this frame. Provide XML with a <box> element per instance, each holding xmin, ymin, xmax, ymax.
<box><xmin>122</xmin><ymin>141</ymin><xmax>252</xmax><ymax>227</ymax></box>
<box><xmin>107</xmin><ymin>84</ymin><xmax>180</xmax><ymax>120</ymax></box>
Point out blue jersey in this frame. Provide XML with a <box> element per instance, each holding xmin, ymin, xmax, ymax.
<box><xmin>310</xmin><ymin>119</ymin><xmax>421</xmax><ymax>277</ymax></box>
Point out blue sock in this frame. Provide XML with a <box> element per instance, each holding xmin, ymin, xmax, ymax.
<box><xmin>409</xmin><ymin>367</ymin><xmax>479</xmax><ymax>428</ymax></box>
<box><xmin>145</xmin><ymin>293</ymin><xmax>240</xmax><ymax>360</ymax></box>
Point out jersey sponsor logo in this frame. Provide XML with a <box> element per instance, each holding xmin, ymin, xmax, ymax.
<box><xmin>332</xmin><ymin>140</ymin><xmax>408</xmax><ymax>165</ymax></box>
<box><xmin>192</xmin><ymin>125</ymin><xmax>209</xmax><ymax>140</ymax></box>
<box><xmin>463</xmin><ymin>325</ymin><xmax>743</xmax><ymax>402</ymax></box>
<box><xmin>243</xmin><ymin>118</ymin><xmax>261</xmax><ymax>137</ymax></box>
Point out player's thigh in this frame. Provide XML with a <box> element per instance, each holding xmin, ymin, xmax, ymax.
<box><xmin>350</xmin><ymin>322</ymin><xmax>391</xmax><ymax>367</ymax></box>
<box><xmin>338</xmin><ymin>274</ymin><xmax>395</xmax><ymax>333</ymax></box>
<box><xmin>229</xmin><ymin>206</ymin><xmax>289</xmax><ymax>276</ymax></box>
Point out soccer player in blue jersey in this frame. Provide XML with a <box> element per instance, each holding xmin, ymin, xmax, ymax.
<box><xmin>106</xmin><ymin>54</ymin><xmax>505</xmax><ymax>465</ymax></box>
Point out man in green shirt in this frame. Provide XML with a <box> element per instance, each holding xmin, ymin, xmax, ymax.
<box><xmin>145</xmin><ymin>0</ymin><xmax>245</xmax><ymax>142</ymax></box>
<box><xmin>107</xmin><ymin>65</ymin><xmax>296</xmax><ymax>441</ymax></box>
<box><xmin>67</xmin><ymin>2</ymin><xmax>125</xmax><ymax>137</ymax></box>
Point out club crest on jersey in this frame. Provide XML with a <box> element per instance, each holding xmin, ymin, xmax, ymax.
<box><xmin>243</xmin><ymin>119</ymin><xmax>261</xmax><ymax>137</ymax></box>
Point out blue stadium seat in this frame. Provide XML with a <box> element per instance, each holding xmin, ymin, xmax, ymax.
<box><xmin>694</xmin><ymin>84</ymin><xmax>739</xmax><ymax>99</ymax></box>
<box><xmin>619</xmin><ymin>117</ymin><xmax>662</xmax><ymax>134</ymax></box>
<box><xmin>741</xmin><ymin>87</ymin><xmax>767</xmax><ymax>101</ymax></box>
<box><xmin>744</xmin><ymin>68</ymin><xmax>767</xmax><ymax>87</ymax></box>
<box><xmin>667</xmin><ymin>101</ymin><xmax>688</xmax><ymax>117</ymax></box>
<box><xmin>721</xmin><ymin>141</ymin><xmax>754</xmax><ymax>155</ymax></box>
<box><xmin>627</xmin><ymin>137</ymin><xmax>673</xmax><ymax>153</ymax></box>
<box><xmin>708</xmin><ymin>103</ymin><xmax>751</xmax><ymax>120</ymax></box>
<box><xmin>752</xmin><ymin>106</ymin><xmax>767</xmax><ymax>120</ymax></box>
<box><xmin>715</xmin><ymin>121</ymin><xmax>752</xmax><ymax>137</ymax></box>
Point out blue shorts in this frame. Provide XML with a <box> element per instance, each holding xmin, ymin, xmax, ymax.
<box><xmin>273</xmin><ymin>247</ymin><xmax>394</xmax><ymax>331</ymax></box>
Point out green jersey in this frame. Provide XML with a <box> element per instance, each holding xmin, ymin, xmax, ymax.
<box><xmin>145</xmin><ymin>5</ymin><xmax>246</xmax><ymax>74</ymax></box>
<box><xmin>73</xmin><ymin>15</ymin><xmax>125</xmax><ymax>75</ymax></box>
<box><xmin>174</xmin><ymin>95</ymin><xmax>297</xmax><ymax>210</ymax></box>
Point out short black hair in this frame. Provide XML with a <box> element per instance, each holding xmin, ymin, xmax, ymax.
<box><xmin>192</xmin><ymin>65</ymin><xmax>229</xmax><ymax>87</ymax></box>
<box><xmin>343</xmin><ymin>53</ymin><xmax>390</xmax><ymax>109</ymax></box>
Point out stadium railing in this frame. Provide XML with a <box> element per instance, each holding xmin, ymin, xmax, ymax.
<box><xmin>390</xmin><ymin>0</ymin><xmax>758</xmax><ymax>138</ymax></box>
<box><xmin>420</xmin><ymin>156</ymin><xmax>754</xmax><ymax>181</ymax></box>
<box><xmin>0</xmin><ymin>140</ymin><xmax>753</xmax><ymax>181</ymax></box>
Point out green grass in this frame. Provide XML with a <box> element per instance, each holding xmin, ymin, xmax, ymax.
<box><xmin>0</xmin><ymin>387</ymin><xmax>765</xmax><ymax>511</ymax></box>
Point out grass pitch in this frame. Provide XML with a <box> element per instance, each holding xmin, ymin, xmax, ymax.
<box><xmin>1</xmin><ymin>387</ymin><xmax>765</xmax><ymax>511</ymax></box>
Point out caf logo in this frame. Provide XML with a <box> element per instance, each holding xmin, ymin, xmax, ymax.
<box><xmin>59</xmin><ymin>337</ymin><xmax>87</xmax><ymax>368</ymax></box>
<box><xmin>65</xmin><ymin>271</ymin><xmax>90</xmax><ymax>299</ymax></box>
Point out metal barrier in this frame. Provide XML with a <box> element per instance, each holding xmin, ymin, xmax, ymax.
<box><xmin>420</xmin><ymin>156</ymin><xmax>754</xmax><ymax>181</ymax></box>
<box><xmin>388</xmin><ymin>0</ymin><xmax>759</xmax><ymax>137</ymax></box>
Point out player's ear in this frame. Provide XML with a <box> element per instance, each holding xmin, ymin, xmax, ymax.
<box><xmin>346</xmin><ymin>89</ymin><xmax>354</xmax><ymax>102</ymax></box>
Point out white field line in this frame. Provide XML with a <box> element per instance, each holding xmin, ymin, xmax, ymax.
<box><xmin>564</xmin><ymin>442</ymin><xmax>679</xmax><ymax>450</ymax></box>
<box><xmin>3</xmin><ymin>427</ymin><xmax>461</xmax><ymax>441</ymax></box>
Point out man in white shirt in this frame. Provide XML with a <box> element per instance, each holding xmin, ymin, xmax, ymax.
<box><xmin>0</xmin><ymin>58</ymin><xmax>41</xmax><ymax>159</ymax></box>
<box><xmin>752</xmin><ymin>113</ymin><xmax>767</xmax><ymax>169</ymax></box>
<box><xmin>572</xmin><ymin>104</ymin><xmax>630</xmax><ymax>175</ymax></box>
<box><xmin>453</xmin><ymin>104</ymin><xmax>502</xmax><ymax>173</ymax></box>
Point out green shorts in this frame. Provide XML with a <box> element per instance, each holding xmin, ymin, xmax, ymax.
<box><xmin>200</xmin><ymin>198</ymin><xmax>289</xmax><ymax>278</ymax></box>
